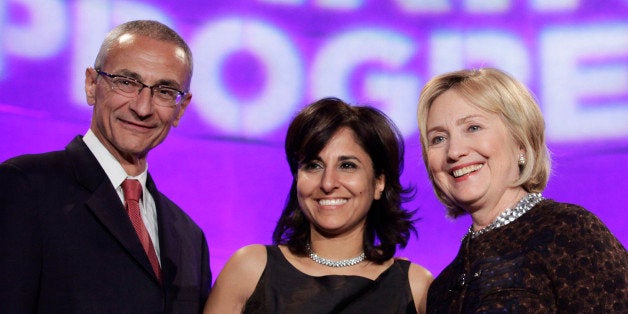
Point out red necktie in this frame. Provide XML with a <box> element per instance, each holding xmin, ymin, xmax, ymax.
<box><xmin>121</xmin><ymin>179</ymin><xmax>162</xmax><ymax>283</ymax></box>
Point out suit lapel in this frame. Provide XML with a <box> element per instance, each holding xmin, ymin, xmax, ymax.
<box><xmin>86</xmin><ymin>184</ymin><xmax>158</xmax><ymax>279</ymax></box>
<box><xmin>66</xmin><ymin>136</ymin><xmax>160</xmax><ymax>283</ymax></box>
<box><xmin>147</xmin><ymin>175</ymin><xmax>182</xmax><ymax>293</ymax></box>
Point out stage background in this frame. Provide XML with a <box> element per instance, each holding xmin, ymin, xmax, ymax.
<box><xmin>1</xmin><ymin>0</ymin><xmax>626</xmax><ymax>280</ymax></box>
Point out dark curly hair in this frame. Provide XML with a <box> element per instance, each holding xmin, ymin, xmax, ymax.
<box><xmin>272</xmin><ymin>97</ymin><xmax>416</xmax><ymax>263</ymax></box>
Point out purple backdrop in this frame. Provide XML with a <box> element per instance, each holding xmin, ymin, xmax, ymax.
<box><xmin>1</xmin><ymin>0</ymin><xmax>626</xmax><ymax>279</ymax></box>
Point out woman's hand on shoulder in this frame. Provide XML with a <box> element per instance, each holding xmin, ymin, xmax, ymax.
<box><xmin>408</xmin><ymin>263</ymin><xmax>434</xmax><ymax>314</ymax></box>
<box><xmin>203</xmin><ymin>244</ymin><xmax>268</xmax><ymax>314</ymax></box>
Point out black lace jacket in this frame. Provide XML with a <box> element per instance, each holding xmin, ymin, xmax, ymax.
<box><xmin>427</xmin><ymin>199</ymin><xmax>627</xmax><ymax>313</ymax></box>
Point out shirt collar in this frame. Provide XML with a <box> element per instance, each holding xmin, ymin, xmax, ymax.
<box><xmin>83</xmin><ymin>129</ymin><xmax>148</xmax><ymax>189</ymax></box>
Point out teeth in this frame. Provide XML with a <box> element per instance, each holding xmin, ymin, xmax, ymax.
<box><xmin>452</xmin><ymin>164</ymin><xmax>483</xmax><ymax>178</ymax></box>
<box><xmin>319</xmin><ymin>199</ymin><xmax>347</xmax><ymax>206</ymax></box>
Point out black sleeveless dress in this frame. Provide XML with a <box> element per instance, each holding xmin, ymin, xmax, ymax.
<box><xmin>243</xmin><ymin>245</ymin><xmax>417</xmax><ymax>314</ymax></box>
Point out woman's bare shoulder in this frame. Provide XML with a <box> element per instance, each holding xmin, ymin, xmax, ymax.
<box><xmin>408</xmin><ymin>262</ymin><xmax>434</xmax><ymax>314</ymax></box>
<box><xmin>203</xmin><ymin>244</ymin><xmax>269</xmax><ymax>314</ymax></box>
<box><xmin>408</xmin><ymin>262</ymin><xmax>433</xmax><ymax>283</ymax></box>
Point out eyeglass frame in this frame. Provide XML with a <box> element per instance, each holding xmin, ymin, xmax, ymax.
<box><xmin>95</xmin><ymin>69</ymin><xmax>187</xmax><ymax>107</ymax></box>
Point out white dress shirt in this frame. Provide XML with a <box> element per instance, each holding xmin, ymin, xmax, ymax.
<box><xmin>82</xmin><ymin>129</ymin><xmax>161</xmax><ymax>264</ymax></box>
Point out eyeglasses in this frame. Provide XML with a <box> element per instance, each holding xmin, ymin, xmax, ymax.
<box><xmin>96</xmin><ymin>69</ymin><xmax>186</xmax><ymax>107</ymax></box>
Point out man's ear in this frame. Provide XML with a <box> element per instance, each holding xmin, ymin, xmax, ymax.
<box><xmin>85</xmin><ymin>67</ymin><xmax>98</xmax><ymax>106</ymax></box>
<box><xmin>172</xmin><ymin>93</ymin><xmax>192</xmax><ymax>127</ymax></box>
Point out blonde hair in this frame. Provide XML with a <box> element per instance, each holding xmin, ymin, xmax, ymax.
<box><xmin>417</xmin><ymin>68</ymin><xmax>551</xmax><ymax>217</ymax></box>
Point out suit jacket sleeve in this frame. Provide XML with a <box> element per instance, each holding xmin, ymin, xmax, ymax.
<box><xmin>0</xmin><ymin>160</ymin><xmax>42</xmax><ymax>312</ymax></box>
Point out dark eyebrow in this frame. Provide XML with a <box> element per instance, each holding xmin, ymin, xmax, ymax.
<box><xmin>338</xmin><ymin>155</ymin><xmax>360</xmax><ymax>163</ymax></box>
<box><xmin>299</xmin><ymin>156</ymin><xmax>321</xmax><ymax>165</ymax></box>
<box><xmin>302</xmin><ymin>155</ymin><xmax>359</xmax><ymax>163</ymax></box>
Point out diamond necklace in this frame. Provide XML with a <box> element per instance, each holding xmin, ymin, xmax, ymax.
<box><xmin>306</xmin><ymin>243</ymin><xmax>366</xmax><ymax>267</ymax></box>
<box><xmin>466</xmin><ymin>193</ymin><xmax>544</xmax><ymax>240</ymax></box>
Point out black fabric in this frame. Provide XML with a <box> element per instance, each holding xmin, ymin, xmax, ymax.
<box><xmin>244</xmin><ymin>245</ymin><xmax>417</xmax><ymax>314</ymax></box>
<box><xmin>427</xmin><ymin>199</ymin><xmax>628</xmax><ymax>313</ymax></box>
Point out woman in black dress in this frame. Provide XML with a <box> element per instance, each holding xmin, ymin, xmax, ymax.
<box><xmin>205</xmin><ymin>97</ymin><xmax>433</xmax><ymax>313</ymax></box>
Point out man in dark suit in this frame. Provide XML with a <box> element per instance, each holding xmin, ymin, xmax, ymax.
<box><xmin>0</xmin><ymin>20</ymin><xmax>211</xmax><ymax>313</ymax></box>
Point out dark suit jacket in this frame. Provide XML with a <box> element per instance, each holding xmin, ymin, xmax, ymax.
<box><xmin>0</xmin><ymin>136</ymin><xmax>211</xmax><ymax>313</ymax></box>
